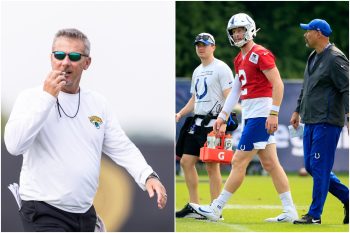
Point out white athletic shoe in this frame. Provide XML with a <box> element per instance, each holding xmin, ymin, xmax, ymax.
<box><xmin>183</xmin><ymin>212</ymin><xmax>207</xmax><ymax>219</ymax></box>
<box><xmin>189</xmin><ymin>203</ymin><xmax>222</xmax><ymax>221</ymax></box>
<box><xmin>265</xmin><ymin>208</ymin><xmax>298</xmax><ymax>223</ymax></box>
<box><xmin>176</xmin><ymin>203</ymin><xmax>206</xmax><ymax>219</ymax></box>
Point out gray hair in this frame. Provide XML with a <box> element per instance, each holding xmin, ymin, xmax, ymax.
<box><xmin>52</xmin><ymin>28</ymin><xmax>91</xmax><ymax>55</ymax></box>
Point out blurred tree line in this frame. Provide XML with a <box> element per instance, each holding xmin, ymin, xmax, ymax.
<box><xmin>176</xmin><ymin>1</ymin><xmax>349</xmax><ymax>79</ymax></box>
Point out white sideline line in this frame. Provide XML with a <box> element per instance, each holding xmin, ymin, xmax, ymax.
<box><xmin>224</xmin><ymin>204</ymin><xmax>308</xmax><ymax>210</ymax></box>
<box><xmin>214</xmin><ymin>221</ymin><xmax>252</xmax><ymax>232</ymax></box>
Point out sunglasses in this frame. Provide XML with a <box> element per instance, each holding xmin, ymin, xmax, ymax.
<box><xmin>52</xmin><ymin>51</ymin><xmax>88</xmax><ymax>62</ymax></box>
<box><xmin>194</xmin><ymin>35</ymin><xmax>214</xmax><ymax>45</ymax></box>
<box><xmin>195</xmin><ymin>35</ymin><xmax>211</xmax><ymax>41</ymax></box>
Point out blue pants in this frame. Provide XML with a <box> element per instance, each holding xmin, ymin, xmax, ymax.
<box><xmin>303</xmin><ymin>123</ymin><xmax>349</xmax><ymax>219</ymax></box>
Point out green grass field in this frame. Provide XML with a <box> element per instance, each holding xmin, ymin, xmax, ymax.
<box><xmin>176</xmin><ymin>174</ymin><xmax>349</xmax><ymax>232</ymax></box>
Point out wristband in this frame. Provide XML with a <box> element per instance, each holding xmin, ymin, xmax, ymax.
<box><xmin>270</xmin><ymin>111</ymin><xmax>278</xmax><ymax>116</ymax></box>
<box><xmin>271</xmin><ymin>105</ymin><xmax>280</xmax><ymax>113</ymax></box>
<box><xmin>218</xmin><ymin>112</ymin><xmax>227</xmax><ymax>122</ymax></box>
<box><xmin>146</xmin><ymin>172</ymin><xmax>160</xmax><ymax>182</ymax></box>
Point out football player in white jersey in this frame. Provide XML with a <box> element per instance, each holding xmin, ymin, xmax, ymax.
<box><xmin>175</xmin><ymin>33</ymin><xmax>234</xmax><ymax>218</ymax></box>
<box><xmin>190</xmin><ymin>13</ymin><xmax>299</xmax><ymax>223</ymax></box>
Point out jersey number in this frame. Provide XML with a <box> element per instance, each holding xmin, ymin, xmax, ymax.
<box><xmin>238</xmin><ymin>69</ymin><xmax>247</xmax><ymax>96</ymax></box>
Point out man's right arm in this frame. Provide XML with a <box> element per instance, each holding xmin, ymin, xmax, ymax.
<box><xmin>4</xmin><ymin>89</ymin><xmax>56</xmax><ymax>155</ymax></box>
<box><xmin>214</xmin><ymin>76</ymin><xmax>241</xmax><ymax>135</ymax></box>
<box><xmin>295</xmin><ymin>87</ymin><xmax>304</xmax><ymax>114</ymax></box>
<box><xmin>175</xmin><ymin>94</ymin><xmax>195</xmax><ymax>122</ymax></box>
<box><xmin>290</xmin><ymin>87</ymin><xmax>304</xmax><ymax>129</ymax></box>
<box><xmin>4</xmin><ymin>70</ymin><xmax>64</xmax><ymax>155</ymax></box>
<box><xmin>220</xmin><ymin>76</ymin><xmax>241</xmax><ymax>119</ymax></box>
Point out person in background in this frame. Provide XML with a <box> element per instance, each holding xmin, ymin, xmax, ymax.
<box><xmin>175</xmin><ymin>32</ymin><xmax>233</xmax><ymax>219</ymax></box>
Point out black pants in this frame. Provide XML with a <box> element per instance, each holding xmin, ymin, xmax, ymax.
<box><xmin>19</xmin><ymin>201</ymin><xmax>97</xmax><ymax>232</ymax></box>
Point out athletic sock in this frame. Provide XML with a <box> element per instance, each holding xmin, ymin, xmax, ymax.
<box><xmin>212</xmin><ymin>189</ymin><xmax>232</xmax><ymax>211</ymax></box>
<box><xmin>279</xmin><ymin>191</ymin><xmax>295</xmax><ymax>211</ymax></box>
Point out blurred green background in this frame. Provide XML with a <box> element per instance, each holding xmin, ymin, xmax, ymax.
<box><xmin>176</xmin><ymin>1</ymin><xmax>349</xmax><ymax>79</ymax></box>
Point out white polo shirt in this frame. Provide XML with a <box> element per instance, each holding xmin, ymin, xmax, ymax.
<box><xmin>4</xmin><ymin>86</ymin><xmax>154</xmax><ymax>213</ymax></box>
<box><xmin>190</xmin><ymin>58</ymin><xmax>233</xmax><ymax>126</ymax></box>
<box><xmin>191</xmin><ymin>58</ymin><xmax>233</xmax><ymax>115</ymax></box>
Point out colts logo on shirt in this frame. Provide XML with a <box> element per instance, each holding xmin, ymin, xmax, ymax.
<box><xmin>89</xmin><ymin>116</ymin><xmax>103</xmax><ymax>129</ymax></box>
<box><xmin>249</xmin><ymin>52</ymin><xmax>259</xmax><ymax>64</ymax></box>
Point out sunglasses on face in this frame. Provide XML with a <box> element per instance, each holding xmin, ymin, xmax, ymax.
<box><xmin>52</xmin><ymin>51</ymin><xmax>88</xmax><ymax>62</ymax></box>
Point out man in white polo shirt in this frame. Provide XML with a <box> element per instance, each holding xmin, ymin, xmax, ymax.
<box><xmin>175</xmin><ymin>32</ymin><xmax>233</xmax><ymax>219</ymax></box>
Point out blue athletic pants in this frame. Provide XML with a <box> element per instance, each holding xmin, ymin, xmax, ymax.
<box><xmin>303</xmin><ymin>123</ymin><xmax>349</xmax><ymax>219</ymax></box>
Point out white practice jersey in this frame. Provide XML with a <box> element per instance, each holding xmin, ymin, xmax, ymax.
<box><xmin>4</xmin><ymin>86</ymin><xmax>154</xmax><ymax>213</ymax></box>
<box><xmin>191</xmin><ymin>58</ymin><xmax>234</xmax><ymax>116</ymax></box>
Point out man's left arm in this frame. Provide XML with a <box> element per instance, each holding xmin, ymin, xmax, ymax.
<box><xmin>145</xmin><ymin>173</ymin><xmax>167</xmax><ymax>209</ymax></box>
<box><xmin>102</xmin><ymin>103</ymin><xmax>167</xmax><ymax>209</ymax></box>
<box><xmin>263</xmin><ymin>67</ymin><xmax>284</xmax><ymax>134</ymax></box>
<box><xmin>330</xmin><ymin>55</ymin><xmax>349</xmax><ymax>130</ymax></box>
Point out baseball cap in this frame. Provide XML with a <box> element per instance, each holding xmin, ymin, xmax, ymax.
<box><xmin>300</xmin><ymin>19</ymin><xmax>332</xmax><ymax>37</ymax></box>
<box><xmin>194</xmin><ymin>33</ymin><xmax>215</xmax><ymax>45</ymax></box>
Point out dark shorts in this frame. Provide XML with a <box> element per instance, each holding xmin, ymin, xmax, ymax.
<box><xmin>182</xmin><ymin>126</ymin><xmax>213</xmax><ymax>157</ymax></box>
<box><xmin>19</xmin><ymin>200</ymin><xmax>96</xmax><ymax>232</ymax></box>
